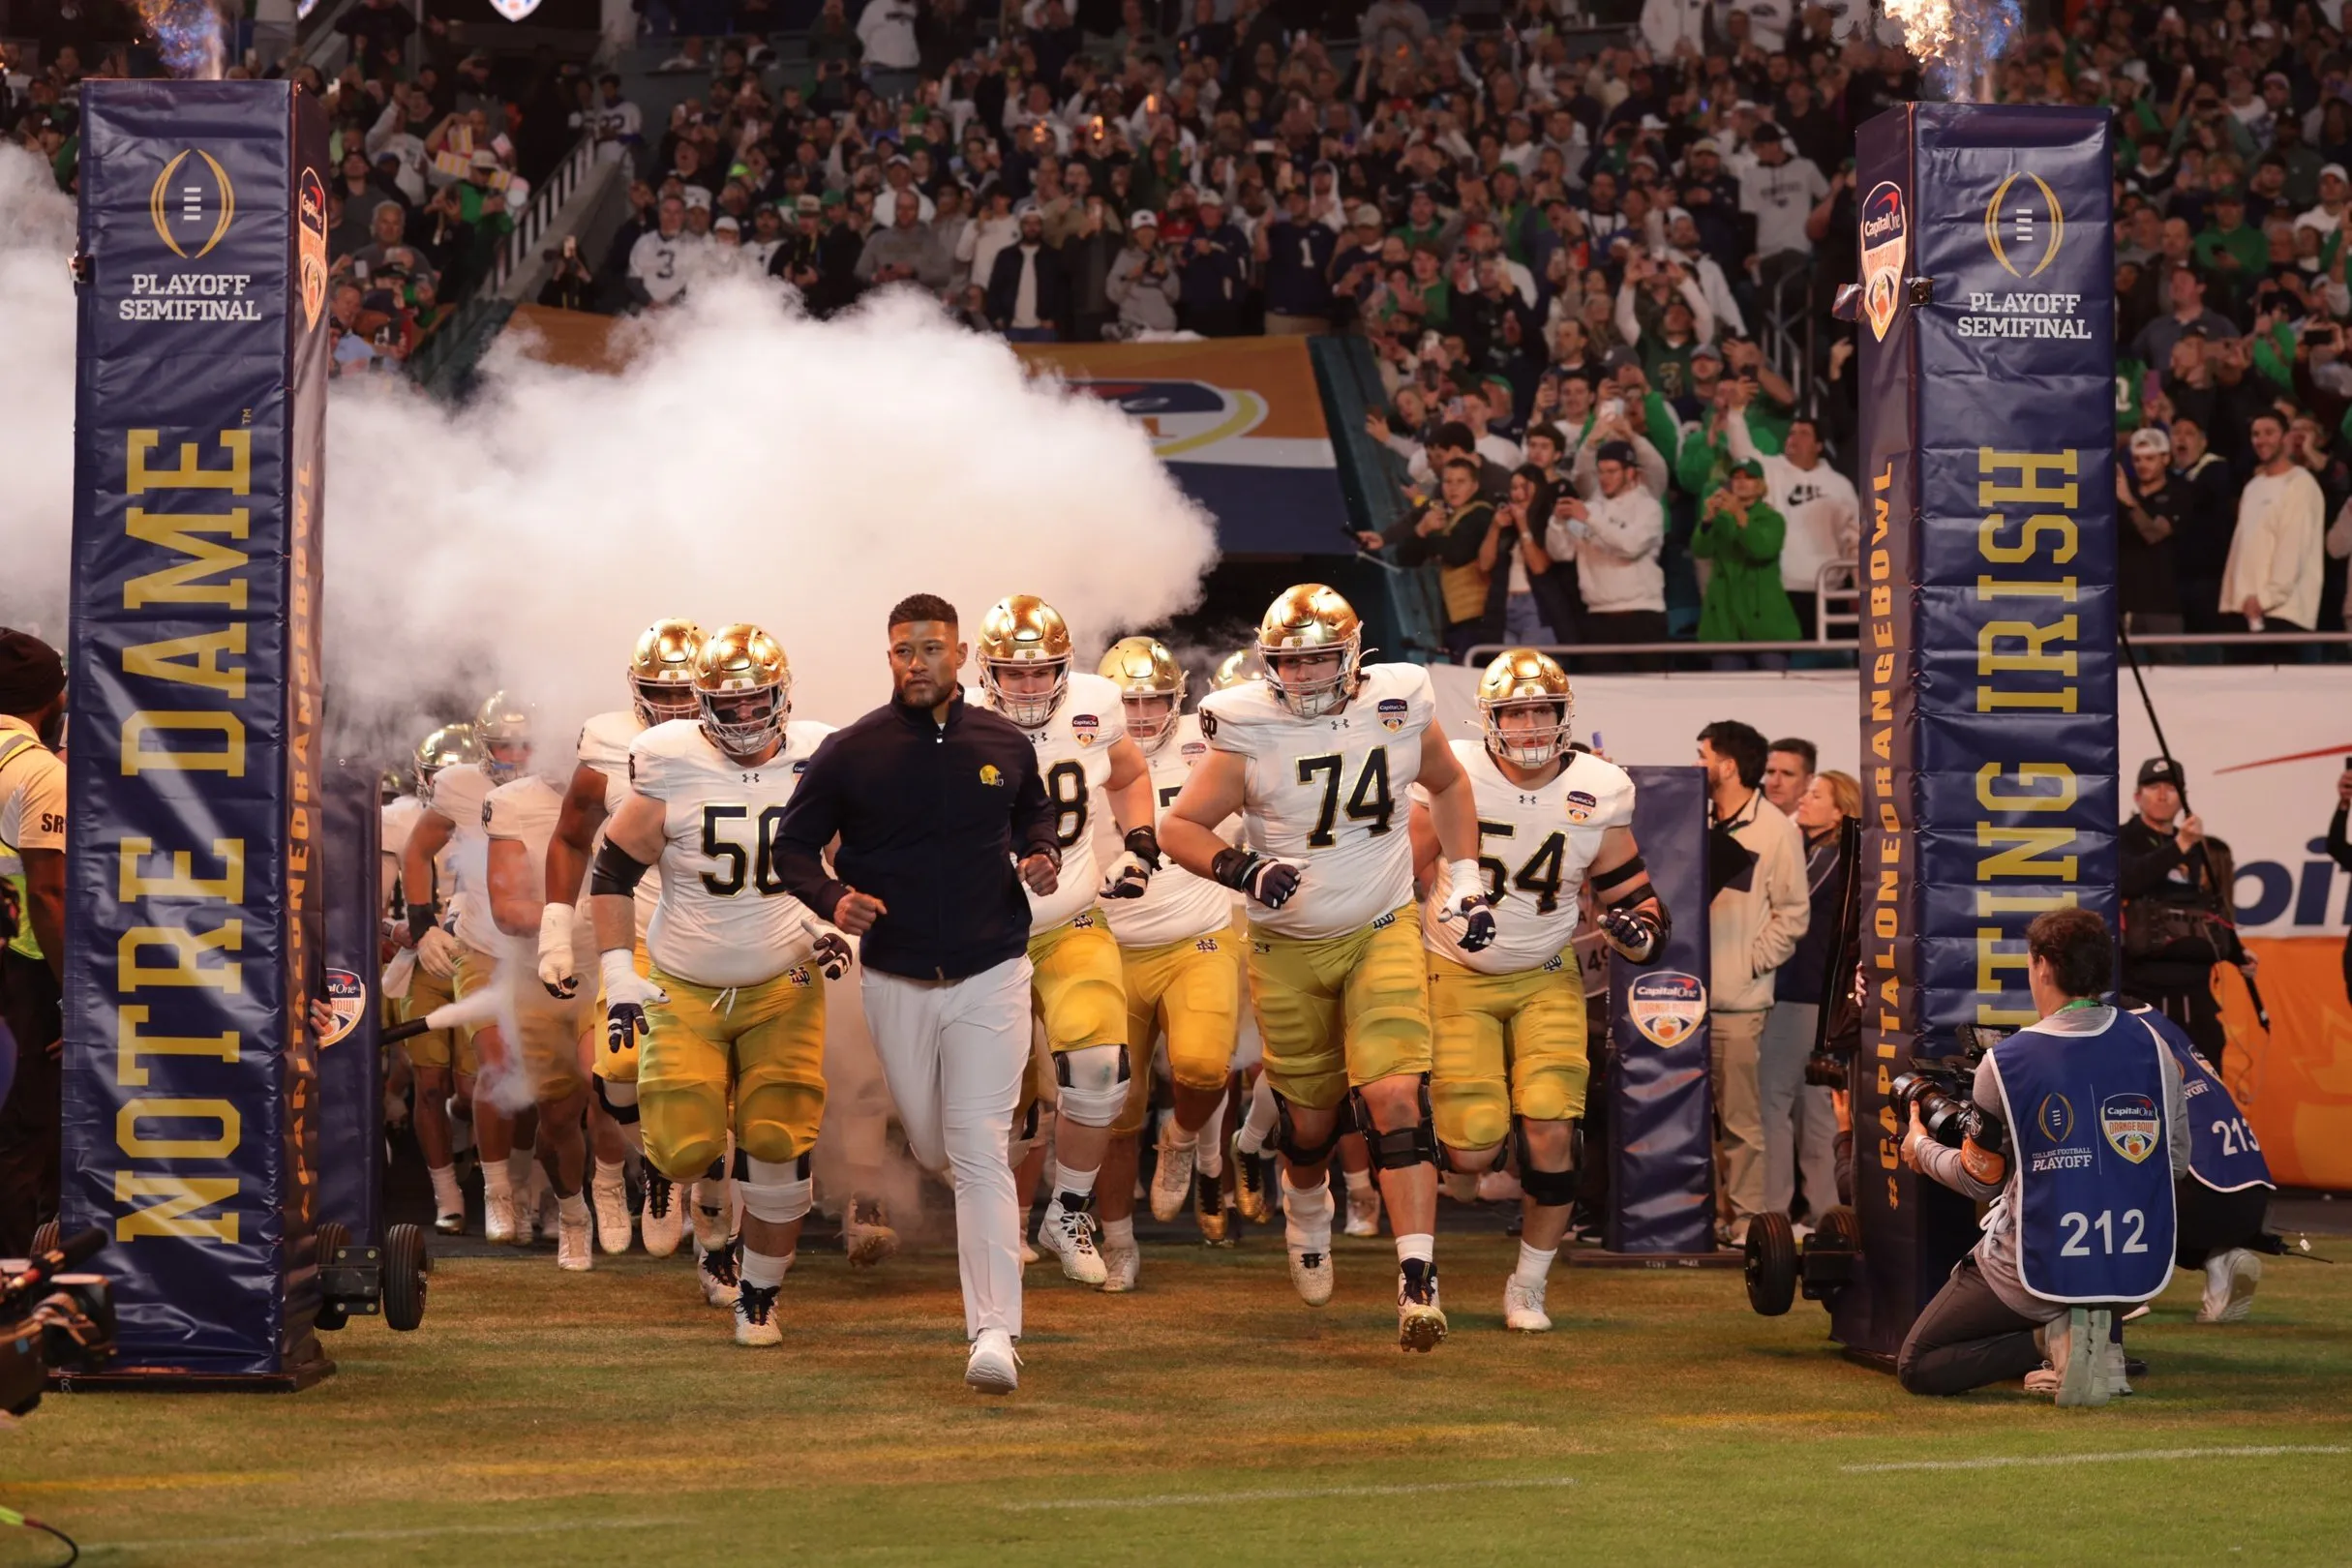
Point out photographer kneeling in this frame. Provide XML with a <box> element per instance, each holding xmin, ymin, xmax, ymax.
<box><xmin>1897</xmin><ymin>908</ymin><xmax>2188</xmax><ymax>1405</ymax></box>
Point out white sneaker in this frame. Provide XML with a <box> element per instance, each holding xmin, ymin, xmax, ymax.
<box><xmin>734</xmin><ymin>1282</ymin><xmax>782</xmax><ymax>1347</ymax></box>
<box><xmin>2045</xmin><ymin>1309</ymin><xmax>2112</xmax><ymax>1407</ymax></box>
<box><xmin>557</xmin><ymin>1205</ymin><xmax>593</xmax><ymax>1273</ymax></box>
<box><xmin>2024</xmin><ymin>1364</ymin><xmax>2063</xmax><ymax>1396</ymax></box>
<box><xmin>591</xmin><ymin>1172</ymin><xmax>632</xmax><ymax>1255</ymax></box>
<box><xmin>2101</xmin><ymin>1339</ymin><xmax>2133</xmax><ymax>1397</ymax></box>
<box><xmin>2198</xmin><ymin>1249</ymin><xmax>2261</xmax><ymax>1323</ymax></box>
<box><xmin>697</xmin><ymin>1241</ymin><xmax>740</xmax><ymax>1309</ymax></box>
<box><xmin>1150</xmin><ymin>1130</ymin><xmax>1196</xmax><ymax>1222</ymax></box>
<box><xmin>1503</xmin><ymin>1275</ymin><xmax>1553</xmax><ymax>1332</ymax></box>
<box><xmin>841</xmin><ymin>1196</ymin><xmax>900</xmax><ymax>1269</ymax></box>
<box><xmin>1343</xmin><ymin>1184</ymin><xmax>1381</xmax><ymax>1238</ymax></box>
<box><xmin>433</xmin><ymin>1208</ymin><xmax>465</xmax><ymax>1236</ymax></box>
<box><xmin>640</xmin><ymin>1171</ymin><xmax>684</xmax><ymax>1257</ymax></box>
<box><xmin>1101</xmin><ymin>1237</ymin><xmax>1140</xmax><ymax>1293</ymax></box>
<box><xmin>1397</xmin><ymin>1264</ymin><xmax>1447</xmax><ymax>1352</ymax></box>
<box><xmin>1288</xmin><ymin>1245</ymin><xmax>1334</xmax><ymax>1307</ymax></box>
<box><xmin>482</xmin><ymin>1190</ymin><xmax>517</xmax><ymax>1246</ymax></box>
<box><xmin>1036</xmin><ymin>1200</ymin><xmax>1108</xmax><ymax>1285</ymax></box>
<box><xmin>965</xmin><ymin>1328</ymin><xmax>1020</xmax><ymax>1394</ymax></box>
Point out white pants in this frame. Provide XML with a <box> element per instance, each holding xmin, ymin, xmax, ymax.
<box><xmin>1758</xmin><ymin>1000</ymin><xmax>1841</xmax><ymax>1222</ymax></box>
<box><xmin>860</xmin><ymin>954</ymin><xmax>1032</xmax><ymax>1341</ymax></box>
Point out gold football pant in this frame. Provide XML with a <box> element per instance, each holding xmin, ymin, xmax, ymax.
<box><xmin>1113</xmin><ymin>924</ymin><xmax>1244</xmax><ymax>1137</ymax></box>
<box><xmin>397</xmin><ymin>958</ymin><xmax>470</xmax><ymax>1075</ymax></box>
<box><xmin>640</xmin><ymin>963</ymin><xmax>828</xmax><ymax>1182</ymax></box>
<box><xmin>1426</xmin><ymin>950</ymin><xmax>1589</xmax><ymax>1152</ymax></box>
<box><xmin>453</xmin><ymin>942</ymin><xmax>597</xmax><ymax>1101</ymax></box>
<box><xmin>1244</xmin><ymin>906</ymin><xmax>1432</xmax><ymax>1111</ymax></box>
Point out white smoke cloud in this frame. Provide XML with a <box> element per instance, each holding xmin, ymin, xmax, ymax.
<box><xmin>0</xmin><ymin>143</ymin><xmax>1221</xmax><ymax>761</ymax></box>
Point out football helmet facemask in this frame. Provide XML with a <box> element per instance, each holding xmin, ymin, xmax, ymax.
<box><xmin>693</xmin><ymin>623</ymin><xmax>791</xmax><ymax>760</ymax></box>
<box><xmin>1477</xmin><ymin>648</ymin><xmax>1575</xmax><ymax>769</ymax></box>
<box><xmin>1097</xmin><ymin>635</ymin><xmax>1185</xmax><ymax>751</ymax></box>
<box><xmin>630</xmin><ymin>618</ymin><xmax>707</xmax><ymax>728</ymax></box>
<box><xmin>1256</xmin><ymin>584</ymin><xmax>1362</xmax><ymax>720</ymax></box>
<box><xmin>978</xmin><ymin>593</ymin><xmax>1072</xmax><ymax>730</ymax></box>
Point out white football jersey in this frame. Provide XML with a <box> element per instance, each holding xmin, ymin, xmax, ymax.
<box><xmin>994</xmin><ymin>670</ymin><xmax>1128</xmax><ymax>933</ymax></box>
<box><xmin>1420</xmin><ymin>741</ymin><xmax>1636</xmax><ymax>975</ymax></box>
<box><xmin>1096</xmin><ymin>712</ymin><xmax>1235</xmax><ymax>949</ymax></box>
<box><xmin>629</xmin><ymin>717</ymin><xmax>835</xmax><ymax>987</ymax></box>
<box><xmin>1198</xmin><ymin>662</ymin><xmax>1433</xmax><ymax>941</ymax></box>
<box><xmin>577</xmin><ymin>708</ymin><xmax>660</xmax><ymax>938</ymax></box>
<box><xmin>423</xmin><ymin>762</ymin><xmax>497</xmax><ymax>950</ymax></box>
<box><xmin>486</xmin><ymin>774</ymin><xmax>599</xmax><ymax>969</ymax></box>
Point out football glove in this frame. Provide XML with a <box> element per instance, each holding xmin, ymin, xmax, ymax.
<box><xmin>806</xmin><ymin>925</ymin><xmax>853</xmax><ymax>980</ymax></box>
<box><xmin>1437</xmin><ymin>859</ymin><xmax>1496</xmax><ymax>952</ymax></box>
<box><xmin>600</xmin><ymin>950</ymin><xmax>668</xmax><ymax>1056</ymax></box>
<box><xmin>1211</xmin><ymin>848</ymin><xmax>1306</xmax><ymax>910</ymax></box>
<box><xmin>536</xmin><ymin>903</ymin><xmax>579</xmax><ymax>997</ymax></box>
<box><xmin>1597</xmin><ymin>902</ymin><xmax>1668</xmax><ymax>964</ymax></box>
<box><xmin>414</xmin><ymin>924</ymin><xmax>460</xmax><ymax>980</ymax></box>
<box><xmin>1099</xmin><ymin>828</ymin><xmax>1162</xmax><ymax>900</ymax></box>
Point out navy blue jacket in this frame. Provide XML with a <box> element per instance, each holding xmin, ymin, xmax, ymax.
<box><xmin>775</xmin><ymin>693</ymin><xmax>1058</xmax><ymax>980</ymax></box>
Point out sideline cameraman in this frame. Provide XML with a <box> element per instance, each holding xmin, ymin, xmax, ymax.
<box><xmin>0</xmin><ymin>631</ymin><xmax>67</xmax><ymax>1257</ymax></box>
<box><xmin>1896</xmin><ymin>908</ymin><xmax>2188</xmax><ymax>1404</ymax></box>
<box><xmin>2120</xmin><ymin>757</ymin><xmax>2245</xmax><ymax>1066</ymax></box>
<box><xmin>2128</xmin><ymin>1004</ymin><xmax>2273</xmax><ymax>1324</ymax></box>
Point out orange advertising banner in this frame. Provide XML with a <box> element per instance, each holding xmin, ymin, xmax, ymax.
<box><xmin>2218</xmin><ymin>938</ymin><xmax>2352</xmax><ymax>1189</ymax></box>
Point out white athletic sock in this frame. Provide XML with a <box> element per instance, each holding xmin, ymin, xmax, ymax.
<box><xmin>1343</xmin><ymin>1166</ymin><xmax>1375</xmax><ymax>1197</ymax></box>
<box><xmin>591</xmin><ymin>1157</ymin><xmax>626</xmax><ymax>1195</ymax></box>
<box><xmin>1282</xmin><ymin>1174</ymin><xmax>1333</xmax><ymax>1251</ymax></box>
<box><xmin>1102</xmin><ymin>1216</ymin><xmax>1136</xmax><ymax>1251</ymax></box>
<box><xmin>482</xmin><ymin>1161</ymin><xmax>513</xmax><ymax>1203</ymax></box>
<box><xmin>739</xmin><ymin>1249</ymin><xmax>793</xmax><ymax>1290</ymax></box>
<box><xmin>1052</xmin><ymin>1163</ymin><xmax>1100</xmax><ymax>1208</ymax></box>
<box><xmin>693</xmin><ymin>1180</ymin><xmax>733</xmax><ymax>1251</ymax></box>
<box><xmin>1164</xmin><ymin>1120</ymin><xmax>1197</xmax><ymax>1150</ymax></box>
<box><xmin>1237</xmin><ymin>1074</ymin><xmax>1279</xmax><ymax>1154</ymax></box>
<box><xmin>1194</xmin><ymin>1125</ymin><xmax>1225</xmax><ymax>1179</ymax></box>
<box><xmin>1514</xmin><ymin>1243</ymin><xmax>1557</xmax><ymax>1286</ymax></box>
<box><xmin>1395</xmin><ymin>1232</ymin><xmax>1435</xmax><ymax>1268</ymax></box>
<box><xmin>428</xmin><ymin>1162</ymin><xmax>463</xmax><ymax>1216</ymax></box>
<box><xmin>558</xmin><ymin>1191</ymin><xmax>589</xmax><ymax>1222</ymax></box>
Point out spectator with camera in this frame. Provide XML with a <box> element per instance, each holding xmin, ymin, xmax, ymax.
<box><xmin>1549</xmin><ymin>439</ymin><xmax>1667</xmax><ymax>663</ymax></box>
<box><xmin>1691</xmin><ymin>458</ymin><xmax>1800</xmax><ymax>666</ymax></box>
<box><xmin>1759</xmin><ymin>768</ymin><xmax>1855</xmax><ymax>1233</ymax></box>
<box><xmin>1898</xmin><ymin>908</ymin><xmax>2188</xmax><ymax>1404</ymax></box>
<box><xmin>1105</xmin><ymin>211</ymin><xmax>1179</xmax><ymax>337</ymax></box>
<box><xmin>1391</xmin><ymin>458</ymin><xmax>1496</xmax><ymax>662</ymax></box>
<box><xmin>2120</xmin><ymin>757</ymin><xmax>2246</xmax><ymax>1066</ymax></box>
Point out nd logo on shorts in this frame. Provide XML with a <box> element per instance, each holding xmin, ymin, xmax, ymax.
<box><xmin>2100</xmin><ymin>1092</ymin><xmax>2160</xmax><ymax>1163</ymax></box>
<box><xmin>1628</xmin><ymin>971</ymin><xmax>1706</xmax><ymax>1047</ymax></box>
<box><xmin>1377</xmin><ymin>698</ymin><xmax>1408</xmax><ymax>732</ymax></box>
<box><xmin>320</xmin><ymin>967</ymin><xmax>367</xmax><ymax>1047</ymax></box>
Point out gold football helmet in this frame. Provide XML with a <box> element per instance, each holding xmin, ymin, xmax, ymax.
<box><xmin>1478</xmin><ymin>648</ymin><xmax>1575</xmax><ymax>769</ymax></box>
<box><xmin>474</xmin><ymin>691</ymin><xmax>533</xmax><ymax>783</ymax></box>
<box><xmin>1098</xmin><ymin>635</ymin><xmax>1185</xmax><ymax>750</ymax></box>
<box><xmin>629</xmin><ymin>618</ymin><xmax>707</xmax><ymax>728</ymax></box>
<box><xmin>1256</xmin><ymin>584</ymin><xmax>1361</xmax><ymax>719</ymax></box>
<box><xmin>693</xmin><ymin>622</ymin><xmax>791</xmax><ymax>759</ymax></box>
<box><xmin>412</xmin><ymin>722</ymin><xmax>477</xmax><ymax>805</ymax></box>
<box><xmin>978</xmin><ymin>593</ymin><xmax>1072</xmax><ymax>730</ymax></box>
<box><xmin>1210</xmin><ymin>647</ymin><xmax>1267</xmax><ymax>691</ymax></box>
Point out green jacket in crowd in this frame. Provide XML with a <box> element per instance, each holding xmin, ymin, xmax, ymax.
<box><xmin>1691</xmin><ymin>497</ymin><xmax>1800</xmax><ymax>642</ymax></box>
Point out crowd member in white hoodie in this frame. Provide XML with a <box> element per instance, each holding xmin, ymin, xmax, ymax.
<box><xmin>1728</xmin><ymin>411</ymin><xmax>1858</xmax><ymax>638</ymax></box>
<box><xmin>1547</xmin><ymin>439</ymin><xmax>1666</xmax><ymax>667</ymax></box>
<box><xmin>2219</xmin><ymin>410</ymin><xmax>2325</xmax><ymax>645</ymax></box>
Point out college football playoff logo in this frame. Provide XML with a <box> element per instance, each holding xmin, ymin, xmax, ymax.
<box><xmin>1857</xmin><ymin>181</ymin><xmax>1905</xmax><ymax>343</ymax></box>
<box><xmin>298</xmin><ymin>166</ymin><xmax>328</xmax><ymax>330</ymax></box>
<box><xmin>150</xmin><ymin>147</ymin><xmax>235</xmax><ymax>260</ymax></box>
<box><xmin>1628</xmin><ymin>971</ymin><xmax>1706</xmax><ymax>1047</ymax></box>
<box><xmin>1984</xmin><ymin>170</ymin><xmax>2065</xmax><ymax>279</ymax></box>
<box><xmin>2100</xmin><ymin>1092</ymin><xmax>2159</xmax><ymax>1163</ymax></box>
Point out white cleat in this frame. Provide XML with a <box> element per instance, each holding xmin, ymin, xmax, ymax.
<box><xmin>698</xmin><ymin>1242</ymin><xmax>740</xmax><ymax>1309</ymax></box>
<box><xmin>1397</xmin><ymin>1265</ymin><xmax>1448</xmax><ymax>1352</ymax></box>
<box><xmin>591</xmin><ymin>1173</ymin><xmax>632</xmax><ymax>1255</ymax></box>
<box><xmin>965</xmin><ymin>1328</ymin><xmax>1020</xmax><ymax>1394</ymax></box>
<box><xmin>1036</xmin><ymin>1201</ymin><xmax>1109</xmax><ymax>1286</ymax></box>
<box><xmin>534</xmin><ymin>1186</ymin><xmax>559</xmax><ymax>1245</ymax></box>
<box><xmin>1150</xmin><ymin>1131</ymin><xmax>1196</xmax><ymax>1222</ymax></box>
<box><xmin>734</xmin><ymin>1282</ymin><xmax>783</xmax><ymax>1347</ymax></box>
<box><xmin>640</xmin><ymin>1170</ymin><xmax>684</xmax><ymax>1257</ymax></box>
<box><xmin>1343</xmin><ymin>1184</ymin><xmax>1381</xmax><ymax>1238</ymax></box>
<box><xmin>841</xmin><ymin>1196</ymin><xmax>900</xmax><ymax>1269</ymax></box>
<box><xmin>482</xmin><ymin>1191</ymin><xmax>517</xmax><ymax>1246</ymax></box>
<box><xmin>2198</xmin><ymin>1249</ymin><xmax>2261</xmax><ymax>1323</ymax></box>
<box><xmin>1100</xmin><ymin>1238</ymin><xmax>1140</xmax><ymax>1293</ymax></box>
<box><xmin>433</xmin><ymin>1208</ymin><xmax>465</xmax><ymax>1236</ymax></box>
<box><xmin>1503</xmin><ymin>1276</ymin><xmax>1553</xmax><ymax>1332</ymax></box>
<box><xmin>557</xmin><ymin>1206</ymin><xmax>593</xmax><ymax>1273</ymax></box>
<box><xmin>1288</xmin><ymin>1246</ymin><xmax>1334</xmax><ymax>1307</ymax></box>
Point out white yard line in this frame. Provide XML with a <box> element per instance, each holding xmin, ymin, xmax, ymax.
<box><xmin>1844</xmin><ymin>1444</ymin><xmax>2349</xmax><ymax>1474</ymax></box>
<box><xmin>85</xmin><ymin>1516</ymin><xmax>685</xmax><ymax>1556</ymax></box>
<box><xmin>1002</xmin><ymin>1475</ymin><xmax>1577</xmax><ymax>1512</ymax></box>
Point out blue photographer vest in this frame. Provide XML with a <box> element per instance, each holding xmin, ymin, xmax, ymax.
<box><xmin>2130</xmin><ymin>1006</ymin><xmax>2274</xmax><ymax>1195</ymax></box>
<box><xmin>1986</xmin><ymin>1011</ymin><xmax>2177</xmax><ymax>1305</ymax></box>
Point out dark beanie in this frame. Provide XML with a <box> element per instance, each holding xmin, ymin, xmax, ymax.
<box><xmin>0</xmin><ymin>630</ymin><xmax>65</xmax><ymax>715</ymax></box>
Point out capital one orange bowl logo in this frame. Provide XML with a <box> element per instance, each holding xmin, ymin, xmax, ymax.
<box><xmin>299</xmin><ymin>166</ymin><xmax>328</xmax><ymax>329</ymax></box>
<box><xmin>1858</xmin><ymin>181</ymin><xmax>1906</xmax><ymax>342</ymax></box>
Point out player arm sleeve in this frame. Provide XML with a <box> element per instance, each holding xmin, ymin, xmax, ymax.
<box><xmin>772</xmin><ymin>739</ymin><xmax>849</xmax><ymax>916</ymax></box>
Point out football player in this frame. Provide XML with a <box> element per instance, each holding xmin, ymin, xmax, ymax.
<box><xmin>385</xmin><ymin>722</ymin><xmax>475</xmax><ymax>1233</ymax></box>
<box><xmin>403</xmin><ymin>695</ymin><xmax>549</xmax><ymax>1246</ymax></box>
<box><xmin>1097</xmin><ymin>638</ymin><xmax>1244</xmax><ymax>1253</ymax></box>
<box><xmin>1161</xmin><ymin>585</ymin><xmax>1497</xmax><ymax>1350</ymax></box>
<box><xmin>1409</xmin><ymin>650</ymin><xmax>1667</xmax><ymax>1331</ymax></box>
<box><xmin>976</xmin><ymin>596</ymin><xmax>1160</xmax><ymax>1289</ymax></box>
<box><xmin>535</xmin><ymin>619</ymin><xmax>706</xmax><ymax>1258</ymax></box>
<box><xmin>588</xmin><ymin>625</ymin><xmax>848</xmax><ymax>1346</ymax></box>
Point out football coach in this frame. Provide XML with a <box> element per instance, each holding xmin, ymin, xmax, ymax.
<box><xmin>774</xmin><ymin>593</ymin><xmax>1059</xmax><ymax>1397</ymax></box>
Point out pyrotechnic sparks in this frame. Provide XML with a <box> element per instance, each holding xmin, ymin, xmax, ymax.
<box><xmin>1885</xmin><ymin>0</ymin><xmax>2022</xmax><ymax>100</ymax></box>
<box><xmin>137</xmin><ymin>0</ymin><xmax>226</xmax><ymax>79</ymax></box>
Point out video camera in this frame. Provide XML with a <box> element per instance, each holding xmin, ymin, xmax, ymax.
<box><xmin>0</xmin><ymin>1228</ymin><xmax>117</xmax><ymax>1415</ymax></box>
<box><xmin>1887</xmin><ymin>1025</ymin><xmax>2011</xmax><ymax>1160</ymax></box>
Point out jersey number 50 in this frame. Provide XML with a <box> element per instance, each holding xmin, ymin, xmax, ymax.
<box><xmin>700</xmin><ymin>804</ymin><xmax>791</xmax><ymax>896</ymax></box>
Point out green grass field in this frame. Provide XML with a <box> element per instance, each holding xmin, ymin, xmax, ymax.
<box><xmin>9</xmin><ymin>1223</ymin><xmax>2352</xmax><ymax>1567</ymax></box>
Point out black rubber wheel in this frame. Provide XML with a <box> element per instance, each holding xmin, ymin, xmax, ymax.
<box><xmin>1745</xmin><ymin>1211</ymin><xmax>1798</xmax><ymax>1316</ymax></box>
<box><xmin>1816</xmin><ymin>1205</ymin><xmax>1860</xmax><ymax>1254</ymax></box>
<box><xmin>29</xmin><ymin>1220</ymin><xmax>60</xmax><ymax>1258</ymax></box>
<box><xmin>314</xmin><ymin>1221</ymin><xmax>350</xmax><ymax>1331</ymax></box>
<box><xmin>383</xmin><ymin>1222</ymin><xmax>430</xmax><ymax>1331</ymax></box>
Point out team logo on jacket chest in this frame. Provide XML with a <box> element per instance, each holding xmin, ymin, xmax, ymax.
<box><xmin>1564</xmin><ymin>788</ymin><xmax>1599</xmax><ymax>824</ymax></box>
<box><xmin>2100</xmin><ymin>1092</ymin><xmax>2160</xmax><ymax>1163</ymax></box>
<box><xmin>1376</xmin><ymin>698</ymin><xmax>1408</xmax><ymax>732</ymax></box>
<box><xmin>1072</xmin><ymin>713</ymin><xmax>1101</xmax><ymax>745</ymax></box>
<box><xmin>980</xmin><ymin>764</ymin><xmax>1005</xmax><ymax>787</ymax></box>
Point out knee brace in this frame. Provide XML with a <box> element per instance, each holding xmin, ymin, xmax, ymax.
<box><xmin>592</xmin><ymin>1072</ymin><xmax>640</xmax><ymax>1123</ymax></box>
<box><xmin>1355</xmin><ymin>1075</ymin><xmax>1437</xmax><ymax>1171</ymax></box>
<box><xmin>1053</xmin><ymin>1042</ymin><xmax>1131</xmax><ymax>1129</ymax></box>
<box><xmin>1272</xmin><ymin>1092</ymin><xmax>1343</xmax><ymax>1166</ymax></box>
<box><xmin>1513</xmin><ymin>1117</ymin><xmax>1582</xmax><ymax>1207</ymax></box>
<box><xmin>737</xmin><ymin>1153</ymin><xmax>813</xmax><ymax>1225</ymax></box>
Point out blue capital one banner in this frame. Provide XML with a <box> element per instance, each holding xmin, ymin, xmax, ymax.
<box><xmin>1841</xmin><ymin>105</ymin><xmax>2118</xmax><ymax>1356</ymax></box>
<box><xmin>62</xmin><ymin>81</ymin><xmax>331</xmax><ymax>1379</ymax></box>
